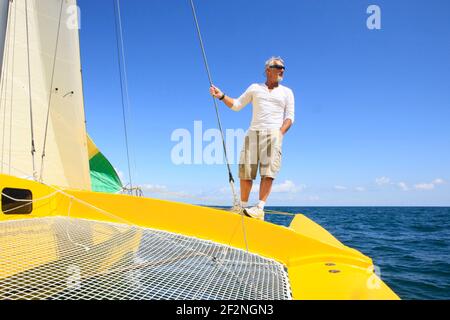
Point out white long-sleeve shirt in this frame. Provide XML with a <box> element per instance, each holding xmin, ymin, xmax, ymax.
<box><xmin>231</xmin><ymin>83</ymin><xmax>295</xmax><ymax>130</ymax></box>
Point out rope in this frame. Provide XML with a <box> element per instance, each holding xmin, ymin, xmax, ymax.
<box><xmin>65</xmin><ymin>196</ymin><xmax>92</xmax><ymax>252</ymax></box>
<box><xmin>210</xmin><ymin>205</ymin><xmax>296</xmax><ymax>217</ymax></box>
<box><xmin>2</xmin><ymin>201</ymin><xmax>32</xmax><ymax>214</ymax></box>
<box><xmin>113</xmin><ymin>0</ymin><xmax>133</xmax><ymax>190</ymax></box>
<box><xmin>189</xmin><ymin>0</ymin><xmax>239</xmax><ymax>208</ymax></box>
<box><xmin>24</xmin><ymin>0</ymin><xmax>37</xmax><ymax>180</ymax></box>
<box><xmin>188</xmin><ymin>0</ymin><xmax>250</xmax><ymax>255</ymax></box>
<box><xmin>1</xmin><ymin>190</ymin><xmax>59</xmax><ymax>203</ymax></box>
<box><xmin>120</xmin><ymin>184</ymin><xmax>144</xmax><ymax>197</ymax></box>
<box><xmin>8</xmin><ymin>0</ymin><xmax>17</xmax><ymax>175</ymax></box>
<box><xmin>1</xmin><ymin>189</ymin><xmax>59</xmax><ymax>214</ymax></box>
<box><xmin>39</xmin><ymin>0</ymin><xmax>64</xmax><ymax>183</ymax></box>
<box><xmin>264</xmin><ymin>209</ymin><xmax>295</xmax><ymax>216</ymax></box>
<box><xmin>0</xmin><ymin>0</ymin><xmax>12</xmax><ymax>173</ymax></box>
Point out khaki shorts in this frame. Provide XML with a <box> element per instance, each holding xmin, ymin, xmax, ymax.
<box><xmin>239</xmin><ymin>130</ymin><xmax>283</xmax><ymax>180</ymax></box>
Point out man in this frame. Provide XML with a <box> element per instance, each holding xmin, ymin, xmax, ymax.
<box><xmin>209</xmin><ymin>56</ymin><xmax>295</xmax><ymax>220</ymax></box>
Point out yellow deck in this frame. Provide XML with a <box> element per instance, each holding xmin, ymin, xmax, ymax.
<box><xmin>0</xmin><ymin>174</ymin><xmax>399</xmax><ymax>299</ymax></box>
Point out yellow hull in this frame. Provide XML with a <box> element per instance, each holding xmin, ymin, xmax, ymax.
<box><xmin>0</xmin><ymin>174</ymin><xmax>399</xmax><ymax>299</ymax></box>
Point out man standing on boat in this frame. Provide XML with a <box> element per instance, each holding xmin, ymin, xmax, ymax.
<box><xmin>209</xmin><ymin>56</ymin><xmax>295</xmax><ymax>220</ymax></box>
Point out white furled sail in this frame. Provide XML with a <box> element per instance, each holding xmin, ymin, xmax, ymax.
<box><xmin>0</xmin><ymin>0</ymin><xmax>91</xmax><ymax>190</ymax></box>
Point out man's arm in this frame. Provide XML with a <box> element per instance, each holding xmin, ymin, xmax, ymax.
<box><xmin>280</xmin><ymin>119</ymin><xmax>292</xmax><ymax>136</ymax></box>
<box><xmin>209</xmin><ymin>85</ymin><xmax>252</xmax><ymax>111</ymax></box>
<box><xmin>209</xmin><ymin>85</ymin><xmax>235</xmax><ymax>109</ymax></box>
<box><xmin>281</xmin><ymin>89</ymin><xmax>295</xmax><ymax>136</ymax></box>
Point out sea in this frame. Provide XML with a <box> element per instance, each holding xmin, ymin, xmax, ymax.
<box><xmin>265</xmin><ymin>206</ymin><xmax>450</xmax><ymax>300</ymax></box>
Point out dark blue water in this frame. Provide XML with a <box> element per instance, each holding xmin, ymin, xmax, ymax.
<box><xmin>265</xmin><ymin>207</ymin><xmax>450</xmax><ymax>300</ymax></box>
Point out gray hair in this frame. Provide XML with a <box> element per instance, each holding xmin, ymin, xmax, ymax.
<box><xmin>264</xmin><ymin>56</ymin><xmax>285</xmax><ymax>70</ymax></box>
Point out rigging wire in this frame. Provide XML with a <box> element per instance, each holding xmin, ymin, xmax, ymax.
<box><xmin>0</xmin><ymin>0</ymin><xmax>12</xmax><ymax>173</ymax></box>
<box><xmin>113</xmin><ymin>0</ymin><xmax>133</xmax><ymax>190</ymax></box>
<box><xmin>188</xmin><ymin>0</ymin><xmax>240</xmax><ymax>208</ymax></box>
<box><xmin>115</xmin><ymin>0</ymin><xmax>138</xmax><ymax>191</ymax></box>
<box><xmin>24</xmin><ymin>0</ymin><xmax>37</xmax><ymax>180</ymax></box>
<box><xmin>8</xmin><ymin>0</ymin><xmax>17</xmax><ymax>175</ymax></box>
<box><xmin>39</xmin><ymin>0</ymin><xmax>64</xmax><ymax>183</ymax></box>
<box><xmin>189</xmin><ymin>0</ymin><xmax>249</xmax><ymax>254</ymax></box>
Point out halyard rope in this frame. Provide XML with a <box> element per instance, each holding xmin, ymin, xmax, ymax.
<box><xmin>24</xmin><ymin>0</ymin><xmax>37</xmax><ymax>180</ymax></box>
<box><xmin>0</xmin><ymin>0</ymin><xmax>12</xmax><ymax>174</ymax></box>
<box><xmin>188</xmin><ymin>0</ymin><xmax>240</xmax><ymax>209</ymax></box>
<box><xmin>188</xmin><ymin>0</ymin><xmax>249</xmax><ymax>254</ymax></box>
<box><xmin>8</xmin><ymin>0</ymin><xmax>17</xmax><ymax>176</ymax></box>
<box><xmin>113</xmin><ymin>0</ymin><xmax>134</xmax><ymax>190</ymax></box>
<box><xmin>39</xmin><ymin>0</ymin><xmax>65</xmax><ymax>183</ymax></box>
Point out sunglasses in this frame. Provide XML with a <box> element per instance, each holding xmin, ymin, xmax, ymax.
<box><xmin>269</xmin><ymin>65</ymin><xmax>285</xmax><ymax>70</ymax></box>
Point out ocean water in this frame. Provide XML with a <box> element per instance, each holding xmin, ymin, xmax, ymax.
<box><xmin>265</xmin><ymin>207</ymin><xmax>450</xmax><ymax>300</ymax></box>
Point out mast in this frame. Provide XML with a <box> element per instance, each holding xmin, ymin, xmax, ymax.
<box><xmin>0</xmin><ymin>0</ymin><xmax>9</xmax><ymax>75</ymax></box>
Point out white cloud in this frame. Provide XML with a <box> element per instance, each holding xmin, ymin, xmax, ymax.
<box><xmin>375</xmin><ymin>177</ymin><xmax>391</xmax><ymax>186</ymax></box>
<box><xmin>433</xmin><ymin>178</ymin><xmax>445</xmax><ymax>185</ymax></box>
<box><xmin>307</xmin><ymin>195</ymin><xmax>320</xmax><ymax>201</ymax></box>
<box><xmin>414</xmin><ymin>178</ymin><xmax>445</xmax><ymax>191</ymax></box>
<box><xmin>142</xmin><ymin>185</ymin><xmax>224</xmax><ymax>204</ymax></box>
<box><xmin>272</xmin><ymin>180</ymin><xmax>305</xmax><ymax>193</ymax></box>
<box><xmin>414</xmin><ymin>183</ymin><xmax>435</xmax><ymax>190</ymax></box>
<box><xmin>397</xmin><ymin>182</ymin><xmax>409</xmax><ymax>191</ymax></box>
<box><xmin>355</xmin><ymin>187</ymin><xmax>366</xmax><ymax>192</ymax></box>
<box><xmin>142</xmin><ymin>184</ymin><xmax>168</xmax><ymax>193</ymax></box>
<box><xmin>334</xmin><ymin>185</ymin><xmax>347</xmax><ymax>191</ymax></box>
<box><xmin>373</xmin><ymin>176</ymin><xmax>445</xmax><ymax>191</ymax></box>
<box><xmin>246</xmin><ymin>180</ymin><xmax>304</xmax><ymax>194</ymax></box>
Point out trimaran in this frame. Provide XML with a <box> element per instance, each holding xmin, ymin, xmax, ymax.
<box><xmin>0</xmin><ymin>0</ymin><xmax>399</xmax><ymax>300</ymax></box>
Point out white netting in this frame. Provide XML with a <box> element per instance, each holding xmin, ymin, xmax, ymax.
<box><xmin>0</xmin><ymin>217</ymin><xmax>292</xmax><ymax>300</ymax></box>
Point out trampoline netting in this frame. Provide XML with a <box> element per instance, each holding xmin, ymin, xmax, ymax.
<box><xmin>0</xmin><ymin>217</ymin><xmax>292</xmax><ymax>300</ymax></box>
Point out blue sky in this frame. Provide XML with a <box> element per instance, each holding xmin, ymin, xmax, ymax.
<box><xmin>78</xmin><ymin>0</ymin><xmax>450</xmax><ymax>206</ymax></box>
